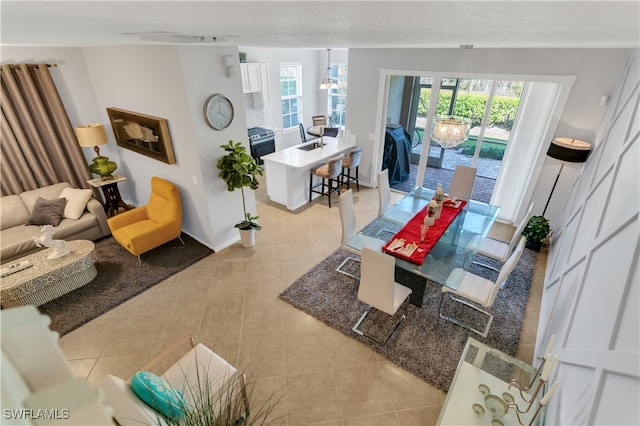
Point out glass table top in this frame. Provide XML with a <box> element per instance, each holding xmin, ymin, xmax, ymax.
<box><xmin>345</xmin><ymin>186</ymin><xmax>500</xmax><ymax>289</ymax></box>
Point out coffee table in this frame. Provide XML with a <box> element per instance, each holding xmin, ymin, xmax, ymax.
<box><xmin>1</xmin><ymin>240</ymin><xmax>97</xmax><ymax>308</ymax></box>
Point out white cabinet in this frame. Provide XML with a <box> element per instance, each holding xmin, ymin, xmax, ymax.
<box><xmin>241</xmin><ymin>63</ymin><xmax>271</xmax><ymax>109</ymax></box>
<box><xmin>241</xmin><ymin>63</ymin><xmax>262</xmax><ymax>93</ymax></box>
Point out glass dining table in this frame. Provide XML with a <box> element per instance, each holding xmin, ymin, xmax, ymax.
<box><xmin>345</xmin><ymin>186</ymin><xmax>500</xmax><ymax>306</ymax></box>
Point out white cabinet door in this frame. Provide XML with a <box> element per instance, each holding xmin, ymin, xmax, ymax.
<box><xmin>253</xmin><ymin>63</ymin><xmax>271</xmax><ymax>109</ymax></box>
<box><xmin>241</xmin><ymin>63</ymin><xmax>261</xmax><ymax>93</ymax></box>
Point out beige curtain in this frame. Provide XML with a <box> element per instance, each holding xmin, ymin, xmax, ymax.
<box><xmin>1</xmin><ymin>64</ymin><xmax>91</xmax><ymax>196</ymax></box>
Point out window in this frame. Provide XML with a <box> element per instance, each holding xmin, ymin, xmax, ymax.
<box><xmin>280</xmin><ymin>63</ymin><xmax>302</xmax><ymax>129</ymax></box>
<box><xmin>328</xmin><ymin>64</ymin><xmax>348</xmax><ymax>126</ymax></box>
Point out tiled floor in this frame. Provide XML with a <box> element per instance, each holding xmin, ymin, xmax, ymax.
<box><xmin>60</xmin><ymin>182</ymin><xmax>546</xmax><ymax>425</ymax></box>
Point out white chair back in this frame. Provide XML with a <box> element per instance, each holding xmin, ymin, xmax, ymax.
<box><xmin>508</xmin><ymin>203</ymin><xmax>534</xmax><ymax>252</ymax></box>
<box><xmin>358</xmin><ymin>248</ymin><xmax>396</xmax><ymax>315</ymax></box>
<box><xmin>449</xmin><ymin>165</ymin><xmax>477</xmax><ymax>201</ymax></box>
<box><xmin>378</xmin><ymin>169</ymin><xmax>391</xmax><ymax>217</ymax></box>
<box><xmin>486</xmin><ymin>237</ymin><xmax>526</xmax><ymax>304</ymax></box>
<box><xmin>339</xmin><ymin>190</ymin><xmax>357</xmax><ymax>247</ymax></box>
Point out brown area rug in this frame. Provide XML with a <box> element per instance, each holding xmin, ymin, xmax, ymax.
<box><xmin>279</xmin><ymin>248</ymin><xmax>537</xmax><ymax>392</ymax></box>
<box><xmin>38</xmin><ymin>233</ymin><xmax>213</xmax><ymax>336</ymax></box>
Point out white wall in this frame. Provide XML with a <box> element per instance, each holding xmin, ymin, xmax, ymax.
<box><xmin>345</xmin><ymin>48</ymin><xmax>632</xmax><ymax>220</ymax></box>
<box><xmin>537</xmin><ymin>51</ymin><xmax>639</xmax><ymax>425</ymax></box>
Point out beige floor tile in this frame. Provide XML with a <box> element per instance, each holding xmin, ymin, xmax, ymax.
<box><xmin>395</xmin><ymin>406</ymin><xmax>442</xmax><ymax>425</ymax></box>
<box><xmin>238</xmin><ymin>330</ymin><xmax>286</xmax><ymax>379</ymax></box>
<box><xmin>198</xmin><ymin>308</ymin><xmax>244</xmax><ymax>344</ymax></box>
<box><xmin>66</xmin><ymin>357</ymin><xmax>97</xmax><ymax>380</ymax></box>
<box><xmin>378</xmin><ymin>361</ymin><xmax>445</xmax><ymax>411</ymax></box>
<box><xmin>324</xmin><ymin>327</ymin><xmax>379</xmax><ymax>368</ymax></box>
<box><xmin>285</xmin><ymin>371</ymin><xmax>343</xmax><ymax>425</ymax></box>
<box><xmin>59</xmin><ymin>320</ymin><xmax>113</xmax><ymax>360</ymax></box>
<box><xmin>333</xmin><ymin>364</ymin><xmax>396</xmax><ymax>419</ymax></box>
<box><xmin>282</xmin><ymin>303</ymin><xmax>326</xmax><ymax>335</ymax></box>
<box><xmin>240</xmin><ymin>301</ymin><xmax>284</xmax><ymax>337</ymax></box>
<box><xmin>284</xmin><ymin>330</ymin><xmax>333</xmax><ymax>375</ymax></box>
<box><xmin>343</xmin><ymin>411</ymin><xmax>400</xmax><ymax>425</ymax></box>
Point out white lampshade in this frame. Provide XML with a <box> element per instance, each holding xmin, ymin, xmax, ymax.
<box><xmin>430</xmin><ymin>116</ymin><xmax>471</xmax><ymax>149</ymax></box>
<box><xmin>76</xmin><ymin>123</ymin><xmax>107</xmax><ymax>147</ymax></box>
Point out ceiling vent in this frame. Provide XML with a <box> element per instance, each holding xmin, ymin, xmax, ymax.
<box><xmin>123</xmin><ymin>31</ymin><xmax>227</xmax><ymax>43</ymax></box>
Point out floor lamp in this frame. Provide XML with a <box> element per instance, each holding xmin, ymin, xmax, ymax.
<box><xmin>543</xmin><ymin>137</ymin><xmax>592</xmax><ymax>216</ymax></box>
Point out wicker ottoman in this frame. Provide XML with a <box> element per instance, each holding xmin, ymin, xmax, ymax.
<box><xmin>1</xmin><ymin>240</ymin><xmax>97</xmax><ymax>308</ymax></box>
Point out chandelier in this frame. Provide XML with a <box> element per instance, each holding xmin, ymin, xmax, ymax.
<box><xmin>319</xmin><ymin>48</ymin><xmax>338</xmax><ymax>90</ymax></box>
<box><xmin>430</xmin><ymin>116</ymin><xmax>472</xmax><ymax>148</ymax></box>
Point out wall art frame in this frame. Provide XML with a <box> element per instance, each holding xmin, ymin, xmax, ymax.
<box><xmin>106</xmin><ymin>107</ymin><xmax>176</xmax><ymax>164</ymax></box>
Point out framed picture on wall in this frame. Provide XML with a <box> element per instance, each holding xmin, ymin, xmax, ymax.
<box><xmin>106</xmin><ymin>107</ymin><xmax>176</xmax><ymax>164</ymax></box>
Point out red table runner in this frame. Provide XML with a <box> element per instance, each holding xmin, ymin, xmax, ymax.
<box><xmin>382</xmin><ymin>198</ymin><xmax>467</xmax><ymax>265</ymax></box>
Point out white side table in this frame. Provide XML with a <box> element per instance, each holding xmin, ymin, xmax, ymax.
<box><xmin>87</xmin><ymin>174</ymin><xmax>131</xmax><ymax>217</ymax></box>
<box><xmin>437</xmin><ymin>337</ymin><xmax>542</xmax><ymax>425</ymax></box>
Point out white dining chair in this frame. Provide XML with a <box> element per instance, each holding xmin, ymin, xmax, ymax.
<box><xmin>352</xmin><ymin>247</ymin><xmax>413</xmax><ymax>346</ymax></box>
<box><xmin>378</xmin><ymin>169</ymin><xmax>391</xmax><ymax>217</ymax></box>
<box><xmin>337</xmin><ymin>189</ymin><xmax>361</xmax><ymax>279</ymax></box>
<box><xmin>448</xmin><ymin>165</ymin><xmax>477</xmax><ymax>201</ymax></box>
<box><xmin>438</xmin><ymin>237</ymin><xmax>526</xmax><ymax>337</ymax></box>
<box><xmin>471</xmin><ymin>202</ymin><xmax>534</xmax><ymax>271</ymax></box>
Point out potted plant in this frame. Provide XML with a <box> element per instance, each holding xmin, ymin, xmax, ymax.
<box><xmin>217</xmin><ymin>140</ymin><xmax>264</xmax><ymax>248</ymax></box>
<box><xmin>521</xmin><ymin>215</ymin><xmax>550</xmax><ymax>251</ymax></box>
<box><xmin>239</xmin><ymin>51</ymin><xmax>247</xmax><ymax>63</ymax></box>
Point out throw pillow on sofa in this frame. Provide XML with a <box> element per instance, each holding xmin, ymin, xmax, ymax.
<box><xmin>59</xmin><ymin>187</ymin><xmax>93</xmax><ymax>220</ymax></box>
<box><xmin>27</xmin><ymin>197</ymin><xmax>67</xmax><ymax>226</ymax></box>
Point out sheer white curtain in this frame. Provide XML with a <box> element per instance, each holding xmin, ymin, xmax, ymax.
<box><xmin>491</xmin><ymin>81</ymin><xmax>563</xmax><ymax>223</ymax></box>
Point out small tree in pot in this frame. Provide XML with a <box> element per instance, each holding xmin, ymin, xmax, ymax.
<box><xmin>217</xmin><ymin>141</ymin><xmax>264</xmax><ymax>247</ymax></box>
<box><xmin>521</xmin><ymin>215</ymin><xmax>550</xmax><ymax>251</ymax></box>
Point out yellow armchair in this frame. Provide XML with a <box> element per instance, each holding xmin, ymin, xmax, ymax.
<box><xmin>108</xmin><ymin>176</ymin><xmax>183</xmax><ymax>263</ymax></box>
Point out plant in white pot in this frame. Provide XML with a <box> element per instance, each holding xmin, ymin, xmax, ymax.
<box><xmin>217</xmin><ymin>140</ymin><xmax>264</xmax><ymax>248</ymax></box>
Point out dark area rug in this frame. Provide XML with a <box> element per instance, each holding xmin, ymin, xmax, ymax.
<box><xmin>38</xmin><ymin>233</ymin><xmax>213</xmax><ymax>336</ymax></box>
<box><xmin>279</xmin><ymin>248</ymin><xmax>537</xmax><ymax>392</ymax></box>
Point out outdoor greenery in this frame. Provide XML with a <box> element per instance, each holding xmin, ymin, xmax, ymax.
<box><xmin>417</xmin><ymin>91</ymin><xmax>521</xmax><ymax>130</ymax></box>
<box><xmin>414</xmin><ymin>127</ymin><xmax>506</xmax><ymax>160</ymax></box>
<box><xmin>217</xmin><ymin>141</ymin><xmax>264</xmax><ymax>231</ymax></box>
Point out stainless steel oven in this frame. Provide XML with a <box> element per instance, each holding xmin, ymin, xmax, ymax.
<box><xmin>247</xmin><ymin>127</ymin><xmax>275</xmax><ymax>165</ymax></box>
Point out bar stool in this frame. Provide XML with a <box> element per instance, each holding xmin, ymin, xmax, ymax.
<box><xmin>309</xmin><ymin>154</ymin><xmax>345</xmax><ymax>208</ymax></box>
<box><xmin>341</xmin><ymin>147</ymin><xmax>363</xmax><ymax>191</ymax></box>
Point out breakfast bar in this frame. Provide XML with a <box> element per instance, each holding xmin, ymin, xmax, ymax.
<box><xmin>262</xmin><ymin>135</ymin><xmax>357</xmax><ymax>210</ymax></box>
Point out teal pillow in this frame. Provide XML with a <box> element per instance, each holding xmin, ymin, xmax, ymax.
<box><xmin>130</xmin><ymin>371</ymin><xmax>185</xmax><ymax>420</ymax></box>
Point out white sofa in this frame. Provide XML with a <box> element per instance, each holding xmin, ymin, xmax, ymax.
<box><xmin>1</xmin><ymin>182</ymin><xmax>111</xmax><ymax>264</ymax></box>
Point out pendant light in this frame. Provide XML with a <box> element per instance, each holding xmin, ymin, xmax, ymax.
<box><xmin>430</xmin><ymin>45</ymin><xmax>473</xmax><ymax>148</ymax></box>
<box><xmin>431</xmin><ymin>116</ymin><xmax>472</xmax><ymax>148</ymax></box>
<box><xmin>319</xmin><ymin>48</ymin><xmax>338</xmax><ymax>90</ymax></box>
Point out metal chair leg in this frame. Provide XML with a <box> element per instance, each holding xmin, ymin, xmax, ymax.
<box><xmin>352</xmin><ymin>305</ymin><xmax>407</xmax><ymax>346</ymax></box>
<box><xmin>438</xmin><ymin>292</ymin><xmax>494</xmax><ymax>337</ymax></box>
<box><xmin>472</xmin><ymin>260</ymin><xmax>501</xmax><ymax>272</ymax></box>
<box><xmin>336</xmin><ymin>256</ymin><xmax>360</xmax><ymax>279</ymax></box>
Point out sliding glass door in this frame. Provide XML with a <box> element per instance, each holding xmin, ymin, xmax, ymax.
<box><xmin>391</xmin><ymin>76</ymin><xmax>524</xmax><ymax>205</ymax></box>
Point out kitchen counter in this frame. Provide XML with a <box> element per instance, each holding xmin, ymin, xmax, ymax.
<box><xmin>262</xmin><ymin>135</ymin><xmax>357</xmax><ymax>210</ymax></box>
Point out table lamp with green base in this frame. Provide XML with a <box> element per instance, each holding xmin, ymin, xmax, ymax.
<box><xmin>76</xmin><ymin>123</ymin><xmax>117</xmax><ymax>181</ymax></box>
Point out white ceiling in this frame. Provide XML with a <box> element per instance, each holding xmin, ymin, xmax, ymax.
<box><xmin>1</xmin><ymin>1</ymin><xmax>639</xmax><ymax>49</ymax></box>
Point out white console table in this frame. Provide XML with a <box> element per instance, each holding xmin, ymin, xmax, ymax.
<box><xmin>437</xmin><ymin>337</ymin><xmax>545</xmax><ymax>426</ymax></box>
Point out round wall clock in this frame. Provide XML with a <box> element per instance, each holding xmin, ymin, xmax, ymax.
<box><xmin>203</xmin><ymin>94</ymin><xmax>234</xmax><ymax>130</ymax></box>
